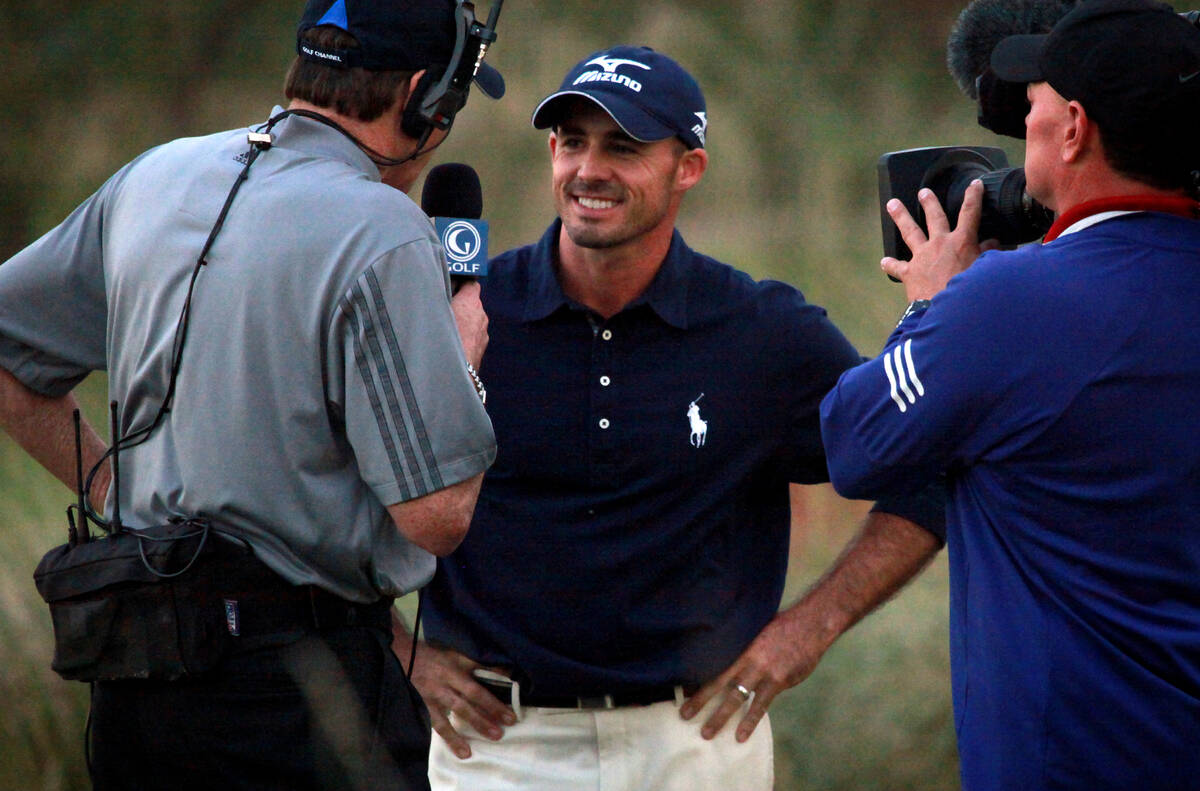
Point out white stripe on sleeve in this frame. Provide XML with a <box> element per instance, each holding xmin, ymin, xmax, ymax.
<box><xmin>883</xmin><ymin>351</ymin><xmax>908</xmax><ymax>413</ymax></box>
<box><xmin>904</xmin><ymin>339</ymin><xmax>925</xmax><ymax>397</ymax></box>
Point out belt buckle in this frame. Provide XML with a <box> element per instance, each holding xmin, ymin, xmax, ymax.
<box><xmin>577</xmin><ymin>694</ymin><xmax>615</xmax><ymax>710</ymax></box>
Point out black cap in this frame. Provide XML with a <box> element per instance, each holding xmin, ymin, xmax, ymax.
<box><xmin>990</xmin><ymin>0</ymin><xmax>1200</xmax><ymax>143</ymax></box>
<box><xmin>297</xmin><ymin>0</ymin><xmax>504</xmax><ymax>99</ymax></box>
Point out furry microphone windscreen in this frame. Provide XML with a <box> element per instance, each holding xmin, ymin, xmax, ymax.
<box><xmin>947</xmin><ymin>0</ymin><xmax>1079</xmax><ymax>98</ymax></box>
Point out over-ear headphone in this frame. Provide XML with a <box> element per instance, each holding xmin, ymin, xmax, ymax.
<box><xmin>399</xmin><ymin>0</ymin><xmax>504</xmax><ymax>142</ymax></box>
<box><xmin>400</xmin><ymin>66</ymin><xmax>450</xmax><ymax>140</ymax></box>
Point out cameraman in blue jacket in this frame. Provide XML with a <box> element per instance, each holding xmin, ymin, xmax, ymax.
<box><xmin>820</xmin><ymin>2</ymin><xmax>1200</xmax><ymax>788</ymax></box>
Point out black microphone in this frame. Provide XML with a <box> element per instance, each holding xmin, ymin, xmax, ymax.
<box><xmin>422</xmin><ymin>162</ymin><xmax>483</xmax><ymax>219</ymax></box>
<box><xmin>947</xmin><ymin>0</ymin><xmax>1078</xmax><ymax>136</ymax></box>
<box><xmin>947</xmin><ymin>0</ymin><xmax>1077</xmax><ymax>98</ymax></box>
<box><xmin>421</xmin><ymin>163</ymin><xmax>490</xmax><ymax>286</ymax></box>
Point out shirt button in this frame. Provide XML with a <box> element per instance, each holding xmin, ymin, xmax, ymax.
<box><xmin>600</xmin><ymin>376</ymin><xmax>611</xmax><ymax>387</ymax></box>
<box><xmin>598</xmin><ymin>418</ymin><xmax>610</xmax><ymax>429</ymax></box>
<box><xmin>601</xmin><ymin>329</ymin><xmax>613</xmax><ymax>341</ymax></box>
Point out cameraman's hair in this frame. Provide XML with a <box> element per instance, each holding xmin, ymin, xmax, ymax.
<box><xmin>284</xmin><ymin>26</ymin><xmax>415</xmax><ymax>122</ymax></box>
<box><xmin>1099</xmin><ymin>126</ymin><xmax>1200</xmax><ymax>199</ymax></box>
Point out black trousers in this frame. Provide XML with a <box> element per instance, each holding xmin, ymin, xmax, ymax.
<box><xmin>88</xmin><ymin>623</ymin><xmax>431</xmax><ymax>791</ymax></box>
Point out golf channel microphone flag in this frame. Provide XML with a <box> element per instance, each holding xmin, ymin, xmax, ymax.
<box><xmin>422</xmin><ymin>163</ymin><xmax>489</xmax><ymax>281</ymax></box>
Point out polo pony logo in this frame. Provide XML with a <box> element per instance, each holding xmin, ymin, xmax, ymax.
<box><xmin>687</xmin><ymin>394</ymin><xmax>708</xmax><ymax>448</ymax></box>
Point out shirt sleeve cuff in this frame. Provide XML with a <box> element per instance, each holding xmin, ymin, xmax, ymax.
<box><xmin>870</xmin><ymin>476</ymin><xmax>947</xmax><ymax>545</ymax></box>
<box><xmin>882</xmin><ymin>300</ymin><xmax>931</xmax><ymax>350</ymax></box>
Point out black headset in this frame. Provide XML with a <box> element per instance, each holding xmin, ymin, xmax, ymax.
<box><xmin>399</xmin><ymin>0</ymin><xmax>504</xmax><ymax>141</ymax></box>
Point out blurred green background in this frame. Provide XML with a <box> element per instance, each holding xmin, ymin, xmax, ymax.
<box><xmin>0</xmin><ymin>1</ymin><xmax>1026</xmax><ymax>788</ymax></box>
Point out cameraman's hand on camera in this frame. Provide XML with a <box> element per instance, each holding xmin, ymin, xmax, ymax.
<box><xmin>450</xmin><ymin>280</ymin><xmax>489</xmax><ymax>369</ymax></box>
<box><xmin>882</xmin><ymin>179</ymin><xmax>995</xmax><ymax>302</ymax></box>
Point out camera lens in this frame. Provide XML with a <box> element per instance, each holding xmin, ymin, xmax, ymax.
<box><xmin>877</xmin><ymin>146</ymin><xmax>1055</xmax><ymax>269</ymax></box>
<box><xmin>924</xmin><ymin>151</ymin><xmax>1053</xmax><ymax>246</ymax></box>
<box><xmin>941</xmin><ymin>166</ymin><xmax>1054</xmax><ymax>245</ymax></box>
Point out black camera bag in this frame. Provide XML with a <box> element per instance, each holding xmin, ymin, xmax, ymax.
<box><xmin>33</xmin><ymin>520</ymin><xmax>231</xmax><ymax>682</ymax></box>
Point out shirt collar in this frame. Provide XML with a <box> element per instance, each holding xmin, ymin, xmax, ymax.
<box><xmin>1045</xmin><ymin>194</ymin><xmax>1200</xmax><ymax>241</ymax></box>
<box><xmin>261</xmin><ymin>105</ymin><xmax>381</xmax><ymax>181</ymax></box>
<box><xmin>521</xmin><ymin>219</ymin><xmax>692</xmax><ymax>329</ymax></box>
<box><xmin>1056</xmin><ymin>210</ymin><xmax>1138</xmax><ymax>238</ymax></box>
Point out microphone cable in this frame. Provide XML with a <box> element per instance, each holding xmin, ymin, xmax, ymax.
<box><xmin>81</xmin><ymin>110</ymin><xmax>292</xmax><ymax>530</ymax></box>
<box><xmin>283</xmin><ymin>108</ymin><xmax>446</xmax><ymax>169</ymax></box>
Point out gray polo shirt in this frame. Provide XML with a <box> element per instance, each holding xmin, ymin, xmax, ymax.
<box><xmin>0</xmin><ymin>108</ymin><xmax>496</xmax><ymax>601</ymax></box>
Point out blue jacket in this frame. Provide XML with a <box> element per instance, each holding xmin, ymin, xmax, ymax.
<box><xmin>821</xmin><ymin>212</ymin><xmax>1200</xmax><ymax>790</ymax></box>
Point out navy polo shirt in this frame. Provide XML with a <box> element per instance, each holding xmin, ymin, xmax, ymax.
<box><xmin>423</xmin><ymin>220</ymin><xmax>943</xmax><ymax>696</ymax></box>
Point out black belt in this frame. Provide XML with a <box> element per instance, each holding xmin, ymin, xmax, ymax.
<box><xmin>478</xmin><ymin>677</ymin><xmax>688</xmax><ymax>710</ymax></box>
<box><xmin>202</xmin><ymin>540</ymin><xmax>393</xmax><ymax>638</ymax></box>
<box><xmin>218</xmin><ymin>585</ymin><xmax>394</xmax><ymax>638</ymax></box>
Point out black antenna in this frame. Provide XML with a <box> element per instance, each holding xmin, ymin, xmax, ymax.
<box><xmin>66</xmin><ymin>507</ymin><xmax>79</xmax><ymax>547</ymax></box>
<box><xmin>73</xmin><ymin>410</ymin><xmax>90</xmax><ymax>543</ymax></box>
<box><xmin>484</xmin><ymin>0</ymin><xmax>505</xmax><ymax>30</ymax></box>
<box><xmin>474</xmin><ymin>0</ymin><xmax>504</xmax><ymax>75</ymax></box>
<box><xmin>109</xmin><ymin>401</ymin><xmax>123</xmax><ymax>534</ymax></box>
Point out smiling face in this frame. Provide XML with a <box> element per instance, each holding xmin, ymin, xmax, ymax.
<box><xmin>549</xmin><ymin>99</ymin><xmax>699</xmax><ymax>254</ymax></box>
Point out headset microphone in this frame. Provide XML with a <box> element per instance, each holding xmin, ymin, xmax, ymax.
<box><xmin>422</xmin><ymin>162</ymin><xmax>489</xmax><ymax>286</ymax></box>
<box><xmin>401</xmin><ymin>0</ymin><xmax>506</xmax><ymax>140</ymax></box>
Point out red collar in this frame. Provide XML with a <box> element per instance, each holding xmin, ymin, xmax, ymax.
<box><xmin>1044</xmin><ymin>195</ymin><xmax>1200</xmax><ymax>242</ymax></box>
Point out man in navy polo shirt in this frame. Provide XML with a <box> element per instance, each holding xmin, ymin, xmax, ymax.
<box><xmin>820</xmin><ymin>1</ymin><xmax>1200</xmax><ymax>788</ymax></box>
<box><xmin>403</xmin><ymin>46</ymin><xmax>945</xmax><ymax>789</ymax></box>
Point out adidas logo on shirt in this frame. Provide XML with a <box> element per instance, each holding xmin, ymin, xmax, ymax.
<box><xmin>884</xmin><ymin>339</ymin><xmax>925</xmax><ymax>413</ymax></box>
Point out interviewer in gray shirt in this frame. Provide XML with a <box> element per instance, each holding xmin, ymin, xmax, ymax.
<box><xmin>0</xmin><ymin>2</ymin><xmax>501</xmax><ymax>788</ymax></box>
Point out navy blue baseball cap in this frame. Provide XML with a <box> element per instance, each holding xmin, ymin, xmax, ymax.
<box><xmin>297</xmin><ymin>0</ymin><xmax>504</xmax><ymax>99</ymax></box>
<box><xmin>532</xmin><ymin>46</ymin><xmax>708</xmax><ymax>149</ymax></box>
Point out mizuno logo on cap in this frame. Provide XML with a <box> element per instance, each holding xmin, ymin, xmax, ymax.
<box><xmin>692</xmin><ymin>112</ymin><xmax>708</xmax><ymax>146</ymax></box>
<box><xmin>574</xmin><ymin>56</ymin><xmax>652</xmax><ymax>93</ymax></box>
<box><xmin>585</xmin><ymin>56</ymin><xmax>652</xmax><ymax>73</ymax></box>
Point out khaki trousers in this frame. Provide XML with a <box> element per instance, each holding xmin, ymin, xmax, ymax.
<box><xmin>429</xmin><ymin>693</ymin><xmax>772</xmax><ymax>791</ymax></box>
